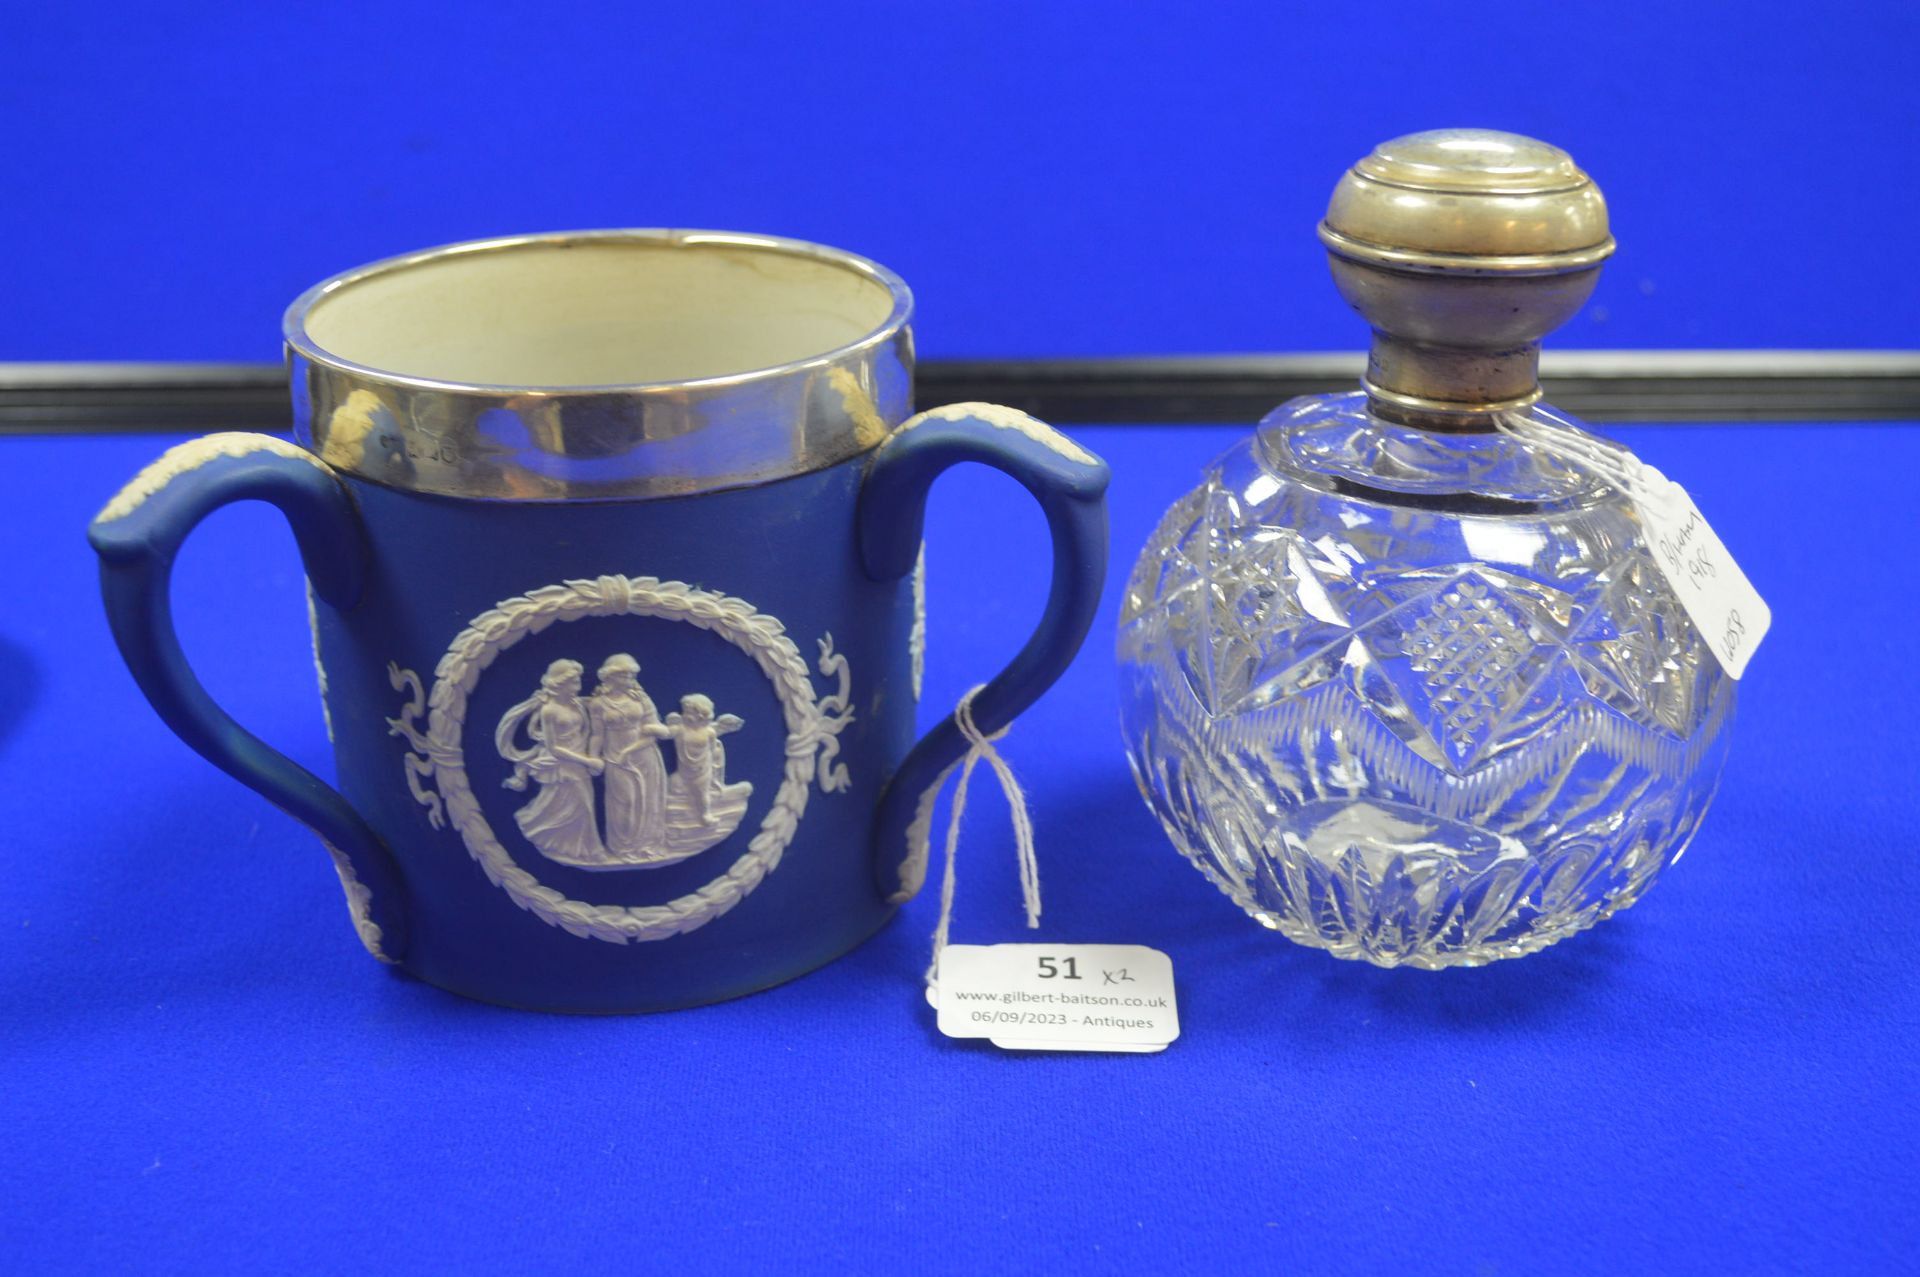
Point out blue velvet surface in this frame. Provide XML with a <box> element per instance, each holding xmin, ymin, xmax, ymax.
<box><xmin>5</xmin><ymin>3</ymin><xmax>1918</xmax><ymax>361</ymax></box>
<box><xmin>4</xmin><ymin>423</ymin><xmax>1915</xmax><ymax>1273</ymax></box>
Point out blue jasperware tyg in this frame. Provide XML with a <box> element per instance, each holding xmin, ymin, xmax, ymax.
<box><xmin>89</xmin><ymin>231</ymin><xmax>1109</xmax><ymax>1013</ymax></box>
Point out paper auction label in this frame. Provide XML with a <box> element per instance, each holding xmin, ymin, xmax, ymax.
<box><xmin>1491</xmin><ymin>412</ymin><xmax>1769</xmax><ymax>681</ymax></box>
<box><xmin>934</xmin><ymin>944</ymin><xmax>1179</xmax><ymax>1053</ymax></box>
<box><xmin>1632</xmin><ymin>466</ymin><xmax>1771</xmax><ymax>679</ymax></box>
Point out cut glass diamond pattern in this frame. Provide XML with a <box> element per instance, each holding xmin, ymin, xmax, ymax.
<box><xmin>1383</xmin><ymin>572</ymin><xmax>1549</xmax><ymax>770</ymax></box>
<box><xmin>1118</xmin><ymin>396</ymin><xmax>1736</xmax><ymax>969</ymax></box>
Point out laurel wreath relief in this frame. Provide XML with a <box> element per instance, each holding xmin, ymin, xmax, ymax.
<box><xmin>386</xmin><ymin>575</ymin><xmax>853</xmax><ymax>943</ymax></box>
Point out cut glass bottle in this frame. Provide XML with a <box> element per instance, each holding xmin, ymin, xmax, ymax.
<box><xmin>1116</xmin><ymin>131</ymin><xmax>1740</xmax><ymax>967</ymax></box>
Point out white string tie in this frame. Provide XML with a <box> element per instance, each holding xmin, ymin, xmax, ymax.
<box><xmin>925</xmin><ymin>684</ymin><xmax>1042</xmax><ymax>993</ymax></box>
<box><xmin>1494</xmin><ymin>409</ymin><xmax>1648</xmax><ymax>495</ymax></box>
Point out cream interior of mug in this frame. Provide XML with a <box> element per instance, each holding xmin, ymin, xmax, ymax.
<box><xmin>299</xmin><ymin>237</ymin><xmax>901</xmax><ymax>387</ymax></box>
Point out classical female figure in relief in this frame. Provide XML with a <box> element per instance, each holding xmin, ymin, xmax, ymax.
<box><xmin>495</xmin><ymin>659</ymin><xmax>607</xmax><ymax>867</ymax></box>
<box><xmin>587</xmin><ymin>653</ymin><xmax>672</xmax><ymax>861</ymax></box>
<box><xmin>495</xmin><ymin>652</ymin><xmax>756</xmax><ymax>869</ymax></box>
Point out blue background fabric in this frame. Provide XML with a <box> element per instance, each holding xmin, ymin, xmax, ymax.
<box><xmin>3</xmin><ymin>421</ymin><xmax>1915</xmax><ymax>1273</ymax></box>
<box><xmin>4</xmin><ymin>1</ymin><xmax>1918</xmax><ymax>361</ymax></box>
<box><xmin>7</xmin><ymin>1</ymin><xmax>1919</xmax><ymax>1268</ymax></box>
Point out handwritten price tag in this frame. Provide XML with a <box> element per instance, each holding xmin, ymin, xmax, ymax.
<box><xmin>934</xmin><ymin>944</ymin><xmax>1179</xmax><ymax>1054</ymax></box>
<box><xmin>1633</xmin><ymin>466</ymin><xmax>1771</xmax><ymax>679</ymax></box>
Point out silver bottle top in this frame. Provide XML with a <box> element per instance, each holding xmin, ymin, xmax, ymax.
<box><xmin>1319</xmin><ymin>129</ymin><xmax>1614</xmax><ymax>423</ymax></box>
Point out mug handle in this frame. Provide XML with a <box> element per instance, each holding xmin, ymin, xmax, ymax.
<box><xmin>87</xmin><ymin>432</ymin><xmax>408</xmax><ymax>962</ymax></box>
<box><xmin>857</xmin><ymin>403</ymin><xmax>1110</xmax><ymax>901</ymax></box>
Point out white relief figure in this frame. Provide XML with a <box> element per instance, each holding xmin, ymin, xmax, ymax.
<box><xmin>662</xmin><ymin>693</ymin><xmax>753</xmax><ymax>856</ymax></box>
<box><xmin>388</xmin><ymin>575</ymin><xmax>854</xmax><ymax>943</ymax></box>
<box><xmin>587</xmin><ymin>654</ymin><xmax>673</xmax><ymax>863</ymax></box>
<box><xmin>495</xmin><ymin>652</ymin><xmax>755</xmax><ymax>871</ymax></box>
<box><xmin>495</xmin><ymin>659</ymin><xmax>610</xmax><ymax>868</ymax></box>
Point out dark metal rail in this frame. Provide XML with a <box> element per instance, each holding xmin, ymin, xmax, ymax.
<box><xmin>3</xmin><ymin>351</ymin><xmax>1917</xmax><ymax>433</ymax></box>
<box><xmin>922</xmin><ymin>352</ymin><xmax>1920</xmax><ymax>423</ymax></box>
